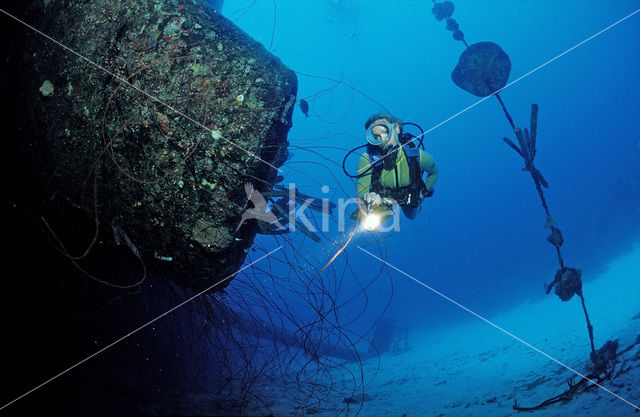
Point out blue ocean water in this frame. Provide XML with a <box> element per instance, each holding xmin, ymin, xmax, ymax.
<box><xmin>217</xmin><ymin>3</ymin><xmax>640</xmax><ymax>413</ymax></box>
<box><xmin>2</xmin><ymin>1</ymin><xmax>638</xmax><ymax>415</ymax></box>
<box><xmin>220</xmin><ymin>0</ymin><xmax>640</xmax><ymax>334</ymax></box>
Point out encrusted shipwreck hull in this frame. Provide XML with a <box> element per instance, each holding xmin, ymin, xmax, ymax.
<box><xmin>6</xmin><ymin>0</ymin><xmax>296</xmax><ymax>290</ymax></box>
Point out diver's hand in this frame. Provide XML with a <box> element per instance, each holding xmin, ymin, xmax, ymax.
<box><xmin>364</xmin><ymin>192</ymin><xmax>382</xmax><ymax>208</ymax></box>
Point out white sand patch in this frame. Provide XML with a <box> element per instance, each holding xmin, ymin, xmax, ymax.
<box><xmin>352</xmin><ymin>242</ymin><xmax>640</xmax><ymax>416</ymax></box>
<box><xmin>250</xmin><ymin>243</ymin><xmax>639</xmax><ymax>416</ymax></box>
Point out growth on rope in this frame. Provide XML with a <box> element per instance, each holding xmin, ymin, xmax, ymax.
<box><xmin>430</xmin><ymin>0</ymin><xmax>626</xmax><ymax>411</ymax></box>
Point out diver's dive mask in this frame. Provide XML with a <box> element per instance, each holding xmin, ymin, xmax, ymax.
<box><xmin>366</xmin><ymin>121</ymin><xmax>396</xmax><ymax>146</ymax></box>
<box><xmin>367</xmin><ymin>121</ymin><xmax>399</xmax><ymax>170</ymax></box>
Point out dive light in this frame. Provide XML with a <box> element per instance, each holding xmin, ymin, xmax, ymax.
<box><xmin>362</xmin><ymin>201</ymin><xmax>393</xmax><ymax>231</ymax></box>
<box><xmin>362</xmin><ymin>202</ymin><xmax>382</xmax><ymax>231</ymax></box>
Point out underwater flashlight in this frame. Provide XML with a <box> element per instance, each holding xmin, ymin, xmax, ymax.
<box><xmin>362</xmin><ymin>201</ymin><xmax>391</xmax><ymax>231</ymax></box>
<box><xmin>362</xmin><ymin>211</ymin><xmax>382</xmax><ymax>231</ymax></box>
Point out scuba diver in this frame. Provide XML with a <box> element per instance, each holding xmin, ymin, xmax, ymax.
<box><xmin>356</xmin><ymin>113</ymin><xmax>438</xmax><ymax>221</ymax></box>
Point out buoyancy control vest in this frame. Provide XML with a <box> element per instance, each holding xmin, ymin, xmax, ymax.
<box><xmin>367</xmin><ymin>133</ymin><xmax>427</xmax><ymax>208</ymax></box>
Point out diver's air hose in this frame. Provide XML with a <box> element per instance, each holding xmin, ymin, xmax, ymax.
<box><xmin>342</xmin><ymin>123</ymin><xmax>427</xmax><ymax>179</ymax></box>
<box><xmin>341</xmin><ymin>143</ymin><xmax>370</xmax><ymax>178</ymax></box>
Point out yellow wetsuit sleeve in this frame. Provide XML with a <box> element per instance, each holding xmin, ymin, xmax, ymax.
<box><xmin>356</xmin><ymin>153</ymin><xmax>372</xmax><ymax>199</ymax></box>
<box><xmin>419</xmin><ymin>150</ymin><xmax>438</xmax><ymax>191</ymax></box>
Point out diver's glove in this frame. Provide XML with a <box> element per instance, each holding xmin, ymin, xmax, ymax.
<box><xmin>364</xmin><ymin>192</ymin><xmax>382</xmax><ymax>208</ymax></box>
<box><xmin>424</xmin><ymin>188</ymin><xmax>435</xmax><ymax>198</ymax></box>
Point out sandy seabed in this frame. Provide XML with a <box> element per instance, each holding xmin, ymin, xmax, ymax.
<box><xmin>352</xmin><ymin>242</ymin><xmax>640</xmax><ymax>417</ymax></box>
<box><xmin>261</xmin><ymin>242</ymin><xmax>640</xmax><ymax>417</ymax></box>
